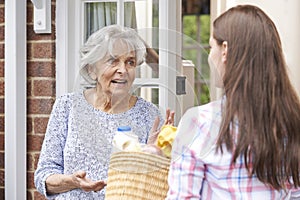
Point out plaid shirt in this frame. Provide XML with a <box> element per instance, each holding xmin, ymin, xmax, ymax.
<box><xmin>166</xmin><ymin>99</ymin><xmax>300</xmax><ymax>200</ymax></box>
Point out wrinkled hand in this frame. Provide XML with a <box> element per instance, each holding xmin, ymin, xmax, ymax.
<box><xmin>147</xmin><ymin>108</ymin><xmax>175</xmax><ymax>144</ymax></box>
<box><xmin>72</xmin><ymin>171</ymin><xmax>106</xmax><ymax>192</ymax></box>
<box><xmin>164</xmin><ymin>108</ymin><xmax>175</xmax><ymax>126</ymax></box>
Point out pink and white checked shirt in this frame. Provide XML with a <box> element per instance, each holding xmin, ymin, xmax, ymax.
<box><xmin>166</xmin><ymin>99</ymin><xmax>300</xmax><ymax>200</ymax></box>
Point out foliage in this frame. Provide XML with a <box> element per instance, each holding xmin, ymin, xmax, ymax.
<box><xmin>182</xmin><ymin>14</ymin><xmax>211</xmax><ymax>105</ymax></box>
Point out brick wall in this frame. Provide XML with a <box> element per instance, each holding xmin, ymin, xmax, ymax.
<box><xmin>0</xmin><ymin>0</ymin><xmax>56</xmax><ymax>199</ymax></box>
<box><xmin>27</xmin><ymin>1</ymin><xmax>56</xmax><ymax>199</ymax></box>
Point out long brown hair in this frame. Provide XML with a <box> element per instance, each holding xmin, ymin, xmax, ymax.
<box><xmin>214</xmin><ymin>5</ymin><xmax>300</xmax><ymax>190</ymax></box>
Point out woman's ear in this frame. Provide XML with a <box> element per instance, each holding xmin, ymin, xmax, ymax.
<box><xmin>222</xmin><ymin>41</ymin><xmax>228</xmax><ymax>63</ymax></box>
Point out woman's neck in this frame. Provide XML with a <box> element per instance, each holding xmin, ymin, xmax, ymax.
<box><xmin>85</xmin><ymin>88</ymin><xmax>136</xmax><ymax>114</ymax></box>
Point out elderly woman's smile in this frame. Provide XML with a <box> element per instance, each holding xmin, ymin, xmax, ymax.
<box><xmin>110</xmin><ymin>78</ymin><xmax>129</xmax><ymax>91</ymax></box>
<box><xmin>111</xmin><ymin>79</ymin><xmax>127</xmax><ymax>84</ymax></box>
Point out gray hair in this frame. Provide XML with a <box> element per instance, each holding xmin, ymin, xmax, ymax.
<box><xmin>79</xmin><ymin>24</ymin><xmax>147</xmax><ymax>85</ymax></box>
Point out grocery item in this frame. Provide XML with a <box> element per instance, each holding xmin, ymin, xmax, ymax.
<box><xmin>112</xmin><ymin>126</ymin><xmax>141</xmax><ymax>153</ymax></box>
<box><xmin>156</xmin><ymin>125</ymin><xmax>177</xmax><ymax>158</ymax></box>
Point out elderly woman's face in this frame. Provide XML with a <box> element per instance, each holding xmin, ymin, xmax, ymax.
<box><xmin>93</xmin><ymin>41</ymin><xmax>137</xmax><ymax>97</ymax></box>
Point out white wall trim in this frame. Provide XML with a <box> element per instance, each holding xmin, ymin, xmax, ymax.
<box><xmin>4</xmin><ymin>0</ymin><xmax>27</xmax><ymax>199</ymax></box>
<box><xmin>56</xmin><ymin>0</ymin><xmax>70</xmax><ymax>96</ymax></box>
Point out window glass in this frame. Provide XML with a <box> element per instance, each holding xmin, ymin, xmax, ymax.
<box><xmin>182</xmin><ymin>14</ymin><xmax>210</xmax><ymax>105</ymax></box>
<box><xmin>125</xmin><ymin>0</ymin><xmax>159</xmax><ymax>103</ymax></box>
<box><xmin>130</xmin><ymin>0</ymin><xmax>159</xmax><ymax>79</ymax></box>
<box><xmin>133</xmin><ymin>87</ymin><xmax>159</xmax><ymax>106</ymax></box>
<box><xmin>124</xmin><ymin>2</ymin><xmax>137</xmax><ymax>28</ymax></box>
<box><xmin>84</xmin><ymin>2</ymin><xmax>117</xmax><ymax>41</ymax></box>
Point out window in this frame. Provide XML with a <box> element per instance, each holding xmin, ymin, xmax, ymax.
<box><xmin>182</xmin><ymin>0</ymin><xmax>211</xmax><ymax>106</ymax></box>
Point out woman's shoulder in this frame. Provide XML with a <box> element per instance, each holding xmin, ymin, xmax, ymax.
<box><xmin>183</xmin><ymin>100</ymin><xmax>222</xmax><ymax>123</ymax></box>
<box><xmin>135</xmin><ymin>96</ymin><xmax>159</xmax><ymax>109</ymax></box>
<box><xmin>133</xmin><ymin>97</ymin><xmax>161</xmax><ymax>119</ymax></box>
<box><xmin>56</xmin><ymin>91</ymin><xmax>83</xmax><ymax>102</ymax></box>
<box><xmin>52</xmin><ymin>91</ymin><xmax>84</xmax><ymax>111</ymax></box>
<box><xmin>174</xmin><ymin>100</ymin><xmax>223</xmax><ymax>159</ymax></box>
<box><xmin>187</xmin><ymin>99</ymin><xmax>222</xmax><ymax>113</ymax></box>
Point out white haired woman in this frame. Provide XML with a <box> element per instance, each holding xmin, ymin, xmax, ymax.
<box><xmin>34</xmin><ymin>25</ymin><xmax>174</xmax><ymax>199</ymax></box>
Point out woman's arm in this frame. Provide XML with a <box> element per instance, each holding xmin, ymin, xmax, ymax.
<box><xmin>46</xmin><ymin>171</ymin><xmax>106</xmax><ymax>194</ymax></box>
<box><xmin>35</xmin><ymin>94</ymin><xmax>107</xmax><ymax>197</ymax></box>
<box><xmin>45</xmin><ymin>174</ymin><xmax>76</xmax><ymax>194</ymax></box>
<box><xmin>34</xmin><ymin>95</ymin><xmax>70</xmax><ymax>198</ymax></box>
<box><xmin>291</xmin><ymin>187</ymin><xmax>300</xmax><ymax>199</ymax></box>
<box><xmin>165</xmin><ymin>108</ymin><xmax>205</xmax><ymax>199</ymax></box>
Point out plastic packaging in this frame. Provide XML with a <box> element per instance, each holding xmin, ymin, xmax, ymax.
<box><xmin>112</xmin><ymin>126</ymin><xmax>141</xmax><ymax>153</ymax></box>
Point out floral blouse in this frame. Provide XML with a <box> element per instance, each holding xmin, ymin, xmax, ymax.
<box><xmin>34</xmin><ymin>91</ymin><xmax>163</xmax><ymax>199</ymax></box>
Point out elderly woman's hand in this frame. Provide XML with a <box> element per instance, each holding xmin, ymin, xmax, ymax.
<box><xmin>164</xmin><ymin>108</ymin><xmax>175</xmax><ymax>126</ymax></box>
<box><xmin>45</xmin><ymin>171</ymin><xmax>107</xmax><ymax>195</ymax></box>
<box><xmin>72</xmin><ymin>171</ymin><xmax>107</xmax><ymax>193</ymax></box>
<box><xmin>147</xmin><ymin>108</ymin><xmax>175</xmax><ymax>144</ymax></box>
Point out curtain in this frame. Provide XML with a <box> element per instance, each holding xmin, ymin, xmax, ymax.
<box><xmin>85</xmin><ymin>2</ymin><xmax>137</xmax><ymax>41</ymax></box>
<box><xmin>124</xmin><ymin>2</ymin><xmax>137</xmax><ymax>29</ymax></box>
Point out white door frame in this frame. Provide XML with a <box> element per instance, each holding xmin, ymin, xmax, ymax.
<box><xmin>4</xmin><ymin>0</ymin><xmax>27</xmax><ymax>199</ymax></box>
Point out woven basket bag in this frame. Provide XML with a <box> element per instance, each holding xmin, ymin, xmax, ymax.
<box><xmin>105</xmin><ymin>151</ymin><xmax>170</xmax><ymax>200</ymax></box>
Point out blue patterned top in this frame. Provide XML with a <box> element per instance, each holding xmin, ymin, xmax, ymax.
<box><xmin>34</xmin><ymin>91</ymin><xmax>163</xmax><ymax>199</ymax></box>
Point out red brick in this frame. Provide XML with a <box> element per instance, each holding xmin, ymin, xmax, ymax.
<box><xmin>0</xmin><ymin>43</ymin><xmax>4</xmax><ymax>59</ymax></box>
<box><xmin>0</xmin><ymin>98</ymin><xmax>3</xmax><ymax>113</ymax></box>
<box><xmin>0</xmin><ymin>134</ymin><xmax>4</xmax><ymax>151</ymax></box>
<box><xmin>27</xmin><ymin>153</ymin><xmax>40</xmax><ymax>171</ymax></box>
<box><xmin>0</xmin><ymin>152</ymin><xmax>3</xmax><ymax>168</ymax></box>
<box><xmin>0</xmin><ymin>116</ymin><xmax>3</xmax><ymax>132</ymax></box>
<box><xmin>30</xmin><ymin>42</ymin><xmax>55</xmax><ymax>59</ymax></box>
<box><xmin>0</xmin><ymin>61</ymin><xmax>4</xmax><ymax>77</ymax></box>
<box><xmin>27</xmin><ymin>4</ymin><xmax>33</xmax><ymax>24</ymax></box>
<box><xmin>0</xmin><ymin>80</ymin><xmax>4</xmax><ymax>96</ymax></box>
<box><xmin>34</xmin><ymin>117</ymin><xmax>49</xmax><ymax>134</ymax></box>
<box><xmin>27</xmin><ymin>80</ymin><xmax>32</xmax><ymax>96</ymax></box>
<box><xmin>0</xmin><ymin>25</ymin><xmax>4</xmax><ymax>41</ymax></box>
<box><xmin>33</xmin><ymin>79</ymin><xmax>56</xmax><ymax>97</ymax></box>
<box><xmin>27</xmin><ymin>135</ymin><xmax>44</xmax><ymax>151</ymax></box>
<box><xmin>27</xmin><ymin>171</ymin><xmax>35</xmax><ymax>189</ymax></box>
<box><xmin>27</xmin><ymin>61</ymin><xmax>55</xmax><ymax>78</ymax></box>
<box><xmin>0</xmin><ymin>188</ymin><xmax>4</xmax><ymax>200</ymax></box>
<box><xmin>27</xmin><ymin>117</ymin><xmax>33</xmax><ymax>133</ymax></box>
<box><xmin>0</xmin><ymin>7</ymin><xmax>4</xmax><ymax>24</ymax></box>
<box><xmin>52</xmin><ymin>3</ymin><xmax>56</xmax><ymax>17</ymax></box>
<box><xmin>27</xmin><ymin>153</ymin><xmax>33</xmax><ymax>171</ymax></box>
<box><xmin>27</xmin><ymin>190</ymin><xmax>33</xmax><ymax>200</ymax></box>
<box><xmin>34</xmin><ymin>190</ymin><xmax>47</xmax><ymax>200</ymax></box>
<box><xmin>27</xmin><ymin>25</ymin><xmax>55</xmax><ymax>41</ymax></box>
<box><xmin>27</xmin><ymin>98</ymin><xmax>55</xmax><ymax>115</ymax></box>
<box><xmin>34</xmin><ymin>153</ymin><xmax>40</xmax><ymax>170</ymax></box>
<box><xmin>0</xmin><ymin>169</ymin><xmax>4</xmax><ymax>187</ymax></box>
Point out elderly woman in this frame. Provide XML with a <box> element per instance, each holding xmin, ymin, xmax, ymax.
<box><xmin>34</xmin><ymin>25</ymin><xmax>174</xmax><ymax>199</ymax></box>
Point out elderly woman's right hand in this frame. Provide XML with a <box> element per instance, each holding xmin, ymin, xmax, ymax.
<box><xmin>72</xmin><ymin>171</ymin><xmax>106</xmax><ymax>192</ymax></box>
<box><xmin>45</xmin><ymin>171</ymin><xmax>106</xmax><ymax>195</ymax></box>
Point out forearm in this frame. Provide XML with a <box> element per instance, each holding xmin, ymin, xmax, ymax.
<box><xmin>45</xmin><ymin>174</ymin><xmax>77</xmax><ymax>195</ymax></box>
